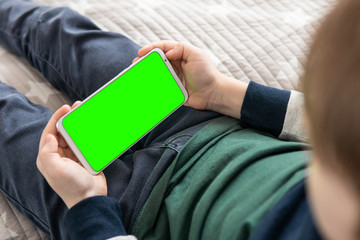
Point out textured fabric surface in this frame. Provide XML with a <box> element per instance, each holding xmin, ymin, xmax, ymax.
<box><xmin>0</xmin><ymin>192</ymin><xmax>49</xmax><ymax>239</ymax></box>
<box><xmin>0</xmin><ymin>0</ymin><xmax>336</xmax><ymax>239</ymax></box>
<box><xmin>132</xmin><ymin>117</ymin><xmax>307</xmax><ymax>240</ymax></box>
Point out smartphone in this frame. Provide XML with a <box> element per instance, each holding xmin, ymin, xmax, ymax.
<box><xmin>56</xmin><ymin>48</ymin><xmax>188</xmax><ymax>174</ymax></box>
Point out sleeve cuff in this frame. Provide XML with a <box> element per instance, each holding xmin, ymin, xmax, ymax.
<box><xmin>240</xmin><ymin>81</ymin><xmax>290</xmax><ymax>136</ymax></box>
<box><xmin>279</xmin><ymin>90</ymin><xmax>308</xmax><ymax>142</ymax></box>
<box><xmin>64</xmin><ymin>196</ymin><xmax>128</xmax><ymax>240</ymax></box>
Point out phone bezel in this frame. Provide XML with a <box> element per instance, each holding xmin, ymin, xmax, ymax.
<box><xmin>56</xmin><ymin>48</ymin><xmax>188</xmax><ymax>175</ymax></box>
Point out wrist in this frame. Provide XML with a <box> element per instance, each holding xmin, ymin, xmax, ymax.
<box><xmin>209</xmin><ymin>74</ymin><xmax>248</xmax><ymax>119</ymax></box>
<box><xmin>66</xmin><ymin>184</ymin><xmax>107</xmax><ymax>209</ymax></box>
<box><xmin>67</xmin><ymin>192</ymin><xmax>107</xmax><ymax>209</ymax></box>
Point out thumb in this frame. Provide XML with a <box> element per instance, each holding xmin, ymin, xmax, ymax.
<box><xmin>165</xmin><ymin>43</ymin><xmax>185</xmax><ymax>61</ymax></box>
<box><xmin>165</xmin><ymin>42</ymin><xmax>197</xmax><ymax>62</ymax></box>
<box><xmin>37</xmin><ymin>134</ymin><xmax>59</xmax><ymax>174</ymax></box>
<box><xmin>42</xmin><ymin>134</ymin><xmax>59</xmax><ymax>154</ymax></box>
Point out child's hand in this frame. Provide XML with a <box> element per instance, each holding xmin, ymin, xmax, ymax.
<box><xmin>134</xmin><ymin>41</ymin><xmax>223</xmax><ymax>111</ymax></box>
<box><xmin>135</xmin><ymin>41</ymin><xmax>248</xmax><ymax>119</ymax></box>
<box><xmin>37</xmin><ymin>103</ymin><xmax>107</xmax><ymax>209</ymax></box>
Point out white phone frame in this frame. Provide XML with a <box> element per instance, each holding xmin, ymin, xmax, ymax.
<box><xmin>56</xmin><ymin>48</ymin><xmax>188</xmax><ymax>175</ymax></box>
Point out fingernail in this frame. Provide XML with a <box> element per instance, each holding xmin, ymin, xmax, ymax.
<box><xmin>166</xmin><ymin>49</ymin><xmax>175</xmax><ymax>56</ymax></box>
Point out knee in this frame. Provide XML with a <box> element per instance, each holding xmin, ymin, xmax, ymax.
<box><xmin>38</xmin><ymin>6</ymin><xmax>100</xmax><ymax>34</ymax></box>
<box><xmin>36</xmin><ymin>6</ymin><xmax>100</xmax><ymax>54</ymax></box>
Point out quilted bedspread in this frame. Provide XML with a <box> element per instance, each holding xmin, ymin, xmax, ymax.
<box><xmin>0</xmin><ymin>0</ymin><xmax>336</xmax><ymax>239</ymax></box>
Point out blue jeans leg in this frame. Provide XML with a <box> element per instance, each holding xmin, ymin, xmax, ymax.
<box><xmin>0</xmin><ymin>1</ymin><xmax>140</xmax><ymax>102</ymax></box>
<box><xmin>0</xmin><ymin>82</ymin><xmax>56</xmax><ymax>236</ymax></box>
<box><xmin>0</xmin><ymin>1</ymin><xmax>221</xmax><ymax>239</ymax></box>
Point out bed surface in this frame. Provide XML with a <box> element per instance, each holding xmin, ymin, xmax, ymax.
<box><xmin>0</xmin><ymin>0</ymin><xmax>335</xmax><ymax>238</ymax></box>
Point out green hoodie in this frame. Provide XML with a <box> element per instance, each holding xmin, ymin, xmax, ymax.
<box><xmin>132</xmin><ymin>117</ymin><xmax>308</xmax><ymax>240</ymax></box>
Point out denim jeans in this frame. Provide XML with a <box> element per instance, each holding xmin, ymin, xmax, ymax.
<box><xmin>0</xmin><ymin>1</ymin><xmax>220</xmax><ymax>239</ymax></box>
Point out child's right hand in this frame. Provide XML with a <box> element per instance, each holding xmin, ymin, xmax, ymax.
<box><xmin>135</xmin><ymin>41</ymin><xmax>223</xmax><ymax>112</ymax></box>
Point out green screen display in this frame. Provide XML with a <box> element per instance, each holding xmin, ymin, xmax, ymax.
<box><xmin>62</xmin><ymin>51</ymin><xmax>186</xmax><ymax>172</ymax></box>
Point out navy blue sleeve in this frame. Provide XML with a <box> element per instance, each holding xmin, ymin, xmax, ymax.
<box><xmin>240</xmin><ymin>81</ymin><xmax>291</xmax><ymax>136</ymax></box>
<box><xmin>64</xmin><ymin>196</ymin><xmax>128</xmax><ymax>240</ymax></box>
<box><xmin>249</xmin><ymin>180</ymin><xmax>322</xmax><ymax>240</ymax></box>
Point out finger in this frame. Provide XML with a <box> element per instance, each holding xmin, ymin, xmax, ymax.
<box><xmin>57</xmin><ymin>102</ymin><xmax>80</xmax><ymax>148</ymax></box>
<box><xmin>62</xmin><ymin>147</ymin><xmax>78</xmax><ymax>161</ymax></box>
<box><xmin>132</xmin><ymin>57</ymin><xmax>140</xmax><ymax>64</ymax></box>
<box><xmin>58</xmin><ymin>134</ymin><xmax>68</xmax><ymax>148</ymax></box>
<box><xmin>138</xmin><ymin>40</ymin><xmax>180</xmax><ymax>57</ymax></box>
<box><xmin>39</xmin><ymin>105</ymin><xmax>71</xmax><ymax>149</ymax></box>
<box><xmin>71</xmin><ymin>101</ymin><xmax>81</xmax><ymax>109</ymax></box>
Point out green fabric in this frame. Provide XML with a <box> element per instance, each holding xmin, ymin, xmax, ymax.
<box><xmin>132</xmin><ymin>117</ymin><xmax>309</xmax><ymax>240</ymax></box>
